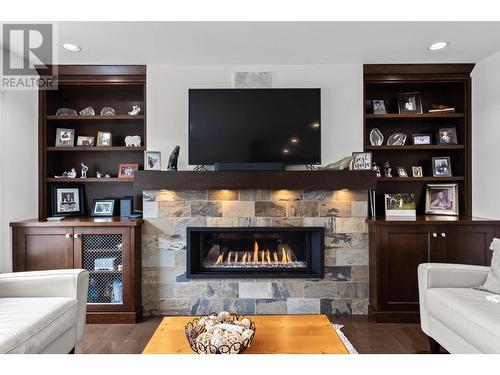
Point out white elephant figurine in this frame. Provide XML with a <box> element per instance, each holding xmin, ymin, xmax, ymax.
<box><xmin>125</xmin><ymin>135</ymin><xmax>142</xmax><ymax>147</ymax></box>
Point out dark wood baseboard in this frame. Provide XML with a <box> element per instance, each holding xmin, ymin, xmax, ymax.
<box><xmin>368</xmin><ymin>306</ymin><xmax>421</xmax><ymax>323</ymax></box>
<box><xmin>86</xmin><ymin>312</ymin><xmax>139</xmax><ymax>324</ymax></box>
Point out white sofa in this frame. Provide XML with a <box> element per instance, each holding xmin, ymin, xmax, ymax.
<box><xmin>0</xmin><ymin>269</ymin><xmax>89</xmax><ymax>354</ymax></box>
<box><xmin>418</xmin><ymin>263</ymin><xmax>500</xmax><ymax>354</ymax></box>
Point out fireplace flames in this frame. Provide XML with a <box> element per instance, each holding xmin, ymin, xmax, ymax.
<box><xmin>205</xmin><ymin>240</ymin><xmax>305</xmax><ymax>269</ymax></box>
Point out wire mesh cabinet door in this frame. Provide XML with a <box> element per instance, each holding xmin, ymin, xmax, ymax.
<box><xmin>73</xmin><ymin>226</ymin><xmax>132</xmax><ymax>311</ymax></box>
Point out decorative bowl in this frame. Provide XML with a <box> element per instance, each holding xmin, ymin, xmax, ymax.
<box><xmin>184</xmin><ymin>312</ymin><xmax>256</xmax><ymax>354</ymax></box>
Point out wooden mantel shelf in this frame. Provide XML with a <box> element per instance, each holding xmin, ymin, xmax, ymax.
<box><xmin>134</xmin><ymin>170</ymin><xmax>377</xmax><ymax>191</ymax></box>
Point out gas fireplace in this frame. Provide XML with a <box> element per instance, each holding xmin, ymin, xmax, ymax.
<box><xmin>187</xmin><ymin>227</ymin><xmax>324</xmax><ymax>279</ymax></box>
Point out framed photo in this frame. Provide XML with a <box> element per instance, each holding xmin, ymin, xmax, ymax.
<box><xmin>97</xmin><ymin>131</ymin><xmax>112</xmax><ymax>146</ymax></box>
<box><xmin>425</xmin><ymin>183</ymin><xmax>459</xmax><ymax>216</ymax></box>
<box><xmin>412</xmin><ymin>134</ymin><xmax>432</xmax><ymax>145</ymax></box>
<box><xmin>437</xmin><ymin>127</ymin><xmax>458</xmax><ymax>144</ymax></box>
<box><xmin>55</xmin><ymin>128</ymin><xmax>74</xmax><ymax>147</ymax></box>
<box><xmin>396</xmin><ymin>167</ymin><xmax>408</xmax><ymax>177</ymax></box>
<box><xmin>412</xmin><ymin>166</ymin><xmax>423</xmax><ymax>178</ymax></box>
<box><xmin>384</xmin><ymin>193</ymin><xmax>416</xmax><ymax>217</ymax></box>
<box><xmin>432</xmin><ymin>157</ymin><xmax>452</xmax><ymax>177</ymax></box>
<box><xmin>371</xmin><ymin>99</ymin><xmax>387</xmax><ymax>115</ymax></box>
<box><xmin>145</xmin><ymin>151</ymin><xmax>161</xmax><ymax>170</ymax></box>
<box><xmin>118</xmin><ymin>163</ymin><xmax>139</xmax><ymax>179</ymax></box>
<box><xmin>91</xmin><ymin>199</ymin><xmax>115</xmax><ymax>217</ymax></box>
<box><xmin>397</xmin><ymin>92</ymin><xmax>423</xmax><ymax>114</ymax></box>
<box><xmin>351</xmin><ymin>152</ymin><xmax>372</xmax><ymax>170</ymax></box>
<box><xmin>51</xmin><ymin>186</ymin><xmax>84</xmax><ymax>216</ymax></box>
<box><xmin>76</xmin><ymin>136</ymin><xmax>95</xmax><ymax>146</ymax></box>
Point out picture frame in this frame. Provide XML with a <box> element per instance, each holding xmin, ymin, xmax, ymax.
<box><xmin>91</xmin><ymin>199</ymin><xmax>115</xmax><ymax>217</ymax></box>
<box><xmin>397</xmin><ymin>92</ymin><xmax>423</xmax><ymax>114</ymax></box>
<box><xmin>425</xmin><ymin>183</ymin><xmax>459</xmax><ymax>216</ymax></box>
<box><xmin>371</xmin><ymin>99</ymin><xmax>387</xmax><ymax>115</ymax></box>
<box><xmin>76</xmin><ymin>136</ymin><xmax>95</xmax><ymax>147</ymax></box>
<box><xmin>51</xmin><ymin>185</ymin><xmax>84</xmax><ymax>217</ymax></box>
<box><xmin>55</xmin><ymin>128</ymin><xmax>75</xmax><ymax>147</ymax></box>
<box><xmin>412</xmin><ymin>134</ymin><xmax>432</xmax><ymax>145</ymax></box>
<box><xmin>384</xmin><ymin>193</ymin><xmax>416</xmax><ymax>217</ymax></box>
<box><xmin>97</xmin><ymin>131</ymin><xmax>112</xmax><ymax>146</ymax></box>
<box><xmin>437</xmin><ymin>127</ymin><xmax>458</xmax><ymax>145</ymax></box>
<box><xmin>351</xmin><ymin>152</ymin><xmax>372</xmax><ymax>170</ymax></box>
<box><xmin>118</xmin><ymin>163</ymin><xmax>139</xmax><ymax>179</ymax></box>
<box><xmin>396</xmin><ymin>167</ymin><xmax>408</xmax><ymax>177</ymax></box>
<box><xmin>412</xmin><ymin>166</ymin><xmax>423</xmax><ymax>178</ymax></box>
<box><xmin>145</xmin><ymin>151</ymin><xmax>161</xmax><ymax>170</ymax></box>
<box><xmin>432</xmin><ymin>157</ymin><xmax>452</xmax><ymax>177</ymax></box>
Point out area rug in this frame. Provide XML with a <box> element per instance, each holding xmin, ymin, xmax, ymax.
<box><xmin>332</xmin><ymin>324</ymin><xmax>358</xmax><ymax>354</ymax></box>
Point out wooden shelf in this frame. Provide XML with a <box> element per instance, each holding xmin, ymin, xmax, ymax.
<box><xmin>46</xmin><ymin>177</ymin><xmax>133</xmax><ymax>183</ymax></box>
<box><xmin>377</xmin><ymin>176</ymin><xmax>465</xmax><ymax>182</ymax></box>
<box><xmin>365</xmin><ymin>113</ymin><xmax>464</xmax><ymax>119</ymax></box>
<box><xmin>47</xmin><ymin>146</ymin><xmax>145</xmax><ymax>152</ymax></box>
<box><xmin>47</xmin><ymin>115</ymin><xmax>144</xmax><ymax>120</ymax></box>
<box><xmin>365</xmin><ymin>145</ymin><xmax>465</xmax><ymax>151</ymax></box>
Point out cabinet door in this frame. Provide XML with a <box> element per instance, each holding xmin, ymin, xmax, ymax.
<box><xmin>437</xmin><ymin>226</ymin><xmax>494</xmax><ymax>266</ymax></box>
<box><xmin>73</xmin><ymin>227</ymin><xmax>131</xmax><ymax>310</ymax></box>
<box><xmin>379</xmin><ymin>226</ymin><xmax>433</xmax><ymax>311</ymax></box>
<box><xmin>13</xmin><ymin>227</ymin><xmax>74</xmax><ymax>271</ymax></box>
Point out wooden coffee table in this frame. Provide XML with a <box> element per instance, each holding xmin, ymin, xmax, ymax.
<box><xmin>143</xmin><ymin>314</ymin><xmax>349</xmax><ymax>354</ymax></box>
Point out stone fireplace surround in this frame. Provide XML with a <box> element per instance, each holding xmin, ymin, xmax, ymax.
<box><xmin>142</xmin><ymin>189</ymin><xmax>368</xmax><ymax>316</ymax></box>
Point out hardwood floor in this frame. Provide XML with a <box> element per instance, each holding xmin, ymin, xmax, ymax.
<box><xmin>76</xmin><ymin>315</ymin><xmax>437</xmax><ymax>354</ymax></box>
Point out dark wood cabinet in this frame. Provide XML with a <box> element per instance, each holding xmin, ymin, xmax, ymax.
<box><xmin>369</xmin><ymin>217</ymin><xmax>499</xmax><ymax>323</ymax></box>
<box><xmin>11</xmin><ymin>218</ymin><xmax>143</xmax><ymax>323</ymax></box>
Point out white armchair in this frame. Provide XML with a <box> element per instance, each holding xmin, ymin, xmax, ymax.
<box><xmin>0</xmin><ymin>269</ymin><xmax>89</xmax><ymax>354</ymax></box>
<box><xmin>418</xmin><ymin>263</ymin><xmax>500</xmax><ymax>353</ymax></box>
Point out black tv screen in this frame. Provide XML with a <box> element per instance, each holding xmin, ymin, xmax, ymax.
<box><xmin>188</xmin><ymin>88</ymin><xmax>321</xmax><ymax>165</ymax></box>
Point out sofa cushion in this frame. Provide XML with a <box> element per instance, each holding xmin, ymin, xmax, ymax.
<box><xmin>481</xmin><ymin>238</ymin><xmax>500</xmax><ymax>294</ymax></box>
<box><xmin>426</xmin><ymin>288</ymin><xmax>500</xmax><ymax>353</ymax></box>
<box><xmin>0</xmin><ymin>297</ymin><xmax>77</xmax><ymax>354</ymax></box>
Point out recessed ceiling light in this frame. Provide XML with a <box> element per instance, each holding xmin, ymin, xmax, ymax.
<box><xmin>283</xmin><ymin>149</ymin><xmax>289</xmax><ymax>154</ymax></box>
<box><xmin>62</xmin><ymin>43</ymin><xmax>81</xmax><ymax>52</ymax></box>
<box><xmin>312</xmin><ymin>123</ymin><xmax>320</xmax><ymax>128</ymax></box>
<box><xmin>428</xmin><ymin>41</ymin><xmax>449</xmax><ymax>51</ymax></box>
<box><xmin>290</xmin><ymin>138</ymin><xmax>298</xmax><ymax>143</ymax></box>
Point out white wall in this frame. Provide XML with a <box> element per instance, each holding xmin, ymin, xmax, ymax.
<box><xmin>472</xmin><ymin>50</ymin><xmax>500</xmax><ymax>219</ymax></box>
<box><xmin>0</xmin><ymin>90</ymin><xmax>38</xmax><ymax>272</ymax></box>
<box><xmin>147</xmin><ymin>65</ymin><xmax>363</xmax><ymax>169</ymax></box>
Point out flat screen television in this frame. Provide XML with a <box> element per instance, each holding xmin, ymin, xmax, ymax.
<box><xmin>188</xmin><ymin>88</ymin><xmax>321</xmax><ymax>165</ymax></box>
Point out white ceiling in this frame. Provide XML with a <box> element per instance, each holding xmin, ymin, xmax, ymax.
<box><xmin>36</xmin><ymin>22</ymin><xmax>500</xmax><ymax>64</ymax></box>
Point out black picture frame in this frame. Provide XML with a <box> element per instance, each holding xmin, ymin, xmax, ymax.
<box><xmin>412</xmin><ymin>134</ymin><xmax>432</xmax><ymax>145</ymax></box>
<box><xmin>91</xmin><ymin>199</ymin><xmax>116</xmax><ymax>217</ymax></box>
<box><xmin>351</xmin><ymin>152</ymin><xmax>373</xmax><ymax>170</ymax></box>
<box><xmin>397</xmin><ymin>92</ymin><xmax>423</xmax><ymax>114</ymax></box>
<box><xmin>51</xmin><ymin>185</ymin><xmax>84</xmax><ymax>217</ymax></box>
<box><xmin>437</xmin><ymin>127</ymin><xmax>458</xmax><ymax>145</ymax></box>
<box><xmin>432</xmin><ymin>156</ymin><xmax>452</xmax><ymax>177</ymax></box>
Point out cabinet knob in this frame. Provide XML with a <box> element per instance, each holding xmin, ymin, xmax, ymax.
<box><xmin>74</xmin><ymin>233</ymin><xmax>79</xmax><ymax>239</ymax></box>
<box><xmin>432</xmin><ymin>233</ymin><xmax>438</xmax><ymax>238</ymax></box>
<box><xmin>441</xmin><ymin>232</ymin><xmax>446</xmax><ymax>238</ymax></box>
<box><xmin>65</xmin><ymin>233</ymin><xmax>71</xmax><ymax>239</ymax></box>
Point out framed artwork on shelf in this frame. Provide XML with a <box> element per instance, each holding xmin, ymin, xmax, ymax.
<box><xmin>437</xmin><ymin>127</ymin><xmax>458</xmax><ymax>144</ymax></box>
<box><xmin>412</xmin><ymin>166</ymin><xmax>423</xmax><ymax>178</ymax></box>
<box><xmin>432</xmin><ymin>157</ymin><xmax>452</xmax><ymax>177</ymax></box>
<box><xmin>76</xmin><ymin>136</ymin><xmax>95</xmax><ymax>146</ymax></box>
<box><xmin>412</xmin><ymin>134</ymin><xmax>432</xmax><ymax>145</ymax></box>
<box><xmin>97</xmin><ymin>131</ymin><xmax>112</xmax><ymax>146</ymax></box>
<box><xmin>55</xmin><ymin>128</ymin><xmax>74</xmax><ymax>147</ymax></box>
<box><xmin>351</xmin><ymin>152</ymin><xmax>372</xmax><ymax>170</ymax></box>
<box><xmin>384</xmin><ymin>193</ymin><xmax>416</xmax><ymax>217</ymax></box>
<box><xmin>118</xmin><ymin>163</ymin><xmax>139</xmax><ymax>179</ymax></box>
<box><xmin>371</xmin><ymin>99</ymin><xmax>387</xmax><ymax>115</ymax></box>
<box><xmin>51</xmin><ymin>185</ymin><xmax>84</xmax><ymax>217</ymax></box>
<box><xmin>145</xmin><ymin>151</ymin><xmax>161</xmax><ymax>170</ymax></box>
<box><xmin>425</xmin><ymin>183</ymin><xmax>459</xmax><ymax>216</ymax></box>
<box><xmin>91</xmin><ymin>199</ymin><xmax>115</xmax><ymax>217</ymax></box>
<box><xmin>397</xmin><ymin>92</ymin><xmax>423</xmax><ymax>114</ymax></box>
<box><xmin>396</xmin><ymin>167</ymin><xmax>408</xmax><ymax>177</ymax></box>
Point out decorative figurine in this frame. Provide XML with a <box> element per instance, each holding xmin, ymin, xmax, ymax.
<box><xmin>79</xmin><ymin>106</ymin><xmax>95</xmax><ymax>116</ymax></box>
<box><xmin>55</xmin><ymin>108</ymin><xmax>77</xmax><ymax>116</ymax></box>
<box><xmin>80</xmin><ymin>163</ymin><xmax>88</xmax><ymax>178</ymax></box>
<box><xmin>387</xmin><ymin>133</ymin><xmax>407</xmax><ymax>146</ymax></box>
<box><xmin>105</xmin><ymin>174</ymin><xmax>111</xmax><ymax>178</ymax></box>
<box><xmin>96</xmin><ymin>171</ymin><xmax>103</xmax><ymax>178</ymax></box>
<box><xmin>67</xmin><ymin>168</ymin><xmax>77</xmax><ymax>178</ymax></box>
<box><xmin>167</xmin><ymin>145</ymin><xmax>180</xmax><ymax>171</ymax></box>
<box><xmin>372</xmin><ymin>162</ymin><xmax>381</xmax><ymax>177</ymax></box>
<box><xmin>100</xmin><ymin>106</ymin><xmax>116</xmax><ymax>116</ymax></box>
<box><xmin>384</xmin><ymin>161</ymin><xmax>392</xmax><ymax>178</ymax></box>
<box><xmin>125</xmin><ymin>135</ymin><xmax>142</xmax><ymax>147</ymax></box>
<box><xmin>369</xmin><ymin>128</ymin><xmax>384</xmax><ymax>146</ymax></box>
<box><xmin>128</xmin><ymin>105</ymin><xmax>141</xmax><ymax>115</ymax></box>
